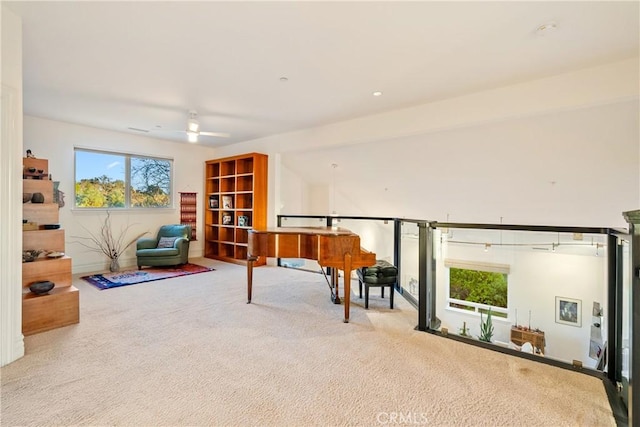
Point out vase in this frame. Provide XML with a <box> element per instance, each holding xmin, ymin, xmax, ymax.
<box><xmin>31</xmin><ymin>192</ymin><xmax>45</xmax><ymax>203</ymax></box>
<box><xmin>109</xmin><ymin>258</ymin><xmax>120</xmax><ymax>272</ymax></box>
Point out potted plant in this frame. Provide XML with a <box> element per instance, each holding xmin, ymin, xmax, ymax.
<box><xmin>478</xmin><ymin>308</ymin><xmax>494</xmax><ymax>343</ymax></box>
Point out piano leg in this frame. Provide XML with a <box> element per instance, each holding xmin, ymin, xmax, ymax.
<box><xmin>332</xmin><ymin>269</ymin><xmax>341</xmax><ymax>304</ymax></box>
<box><xmin>343</xmin><ymin>253</ymin><xmax>352</xmax><ymax>323</ymax></box>
<box><xmin>247</xmin><ymin>256</ymin><xmax>256</xmax><ymax>304</ymax></box>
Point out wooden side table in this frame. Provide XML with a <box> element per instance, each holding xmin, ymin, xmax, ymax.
<box><xmin>510</xmin><ymin>327</ymin><xmax>545</xmax><ymax>354</ymax></box>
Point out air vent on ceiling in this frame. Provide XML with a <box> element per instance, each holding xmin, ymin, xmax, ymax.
<box><xmin>128</xmin><ymin>127</ymin><xmax>149</xmax><ymax>133</ymax></box>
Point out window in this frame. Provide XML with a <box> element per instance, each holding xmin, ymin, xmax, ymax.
<box><xmin>445</xmin><ymin>259</ymin><xmax>509</xmax><ymax>318</ymax></box>
<box><xmin>75</xmin><ymin>149</ymin><xmax>173</xmax><ymax>209</ymax></box>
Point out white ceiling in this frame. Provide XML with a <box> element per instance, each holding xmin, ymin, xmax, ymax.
<box><xmin>5</xmin><ymin>1</ymin><xmax>640</xmax><ymax>147</ymax></box>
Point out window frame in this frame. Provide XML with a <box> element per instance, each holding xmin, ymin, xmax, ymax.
<box><xmin>73</xmin><ymin>147</ymin><xmax>175</xmax><ymax>210</ymax></box>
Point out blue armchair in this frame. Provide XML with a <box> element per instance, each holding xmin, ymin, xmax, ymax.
<box><xmin>136</xmin><ymin>224</ymin><xmax>191</xmax><ymax>269</ymax></box>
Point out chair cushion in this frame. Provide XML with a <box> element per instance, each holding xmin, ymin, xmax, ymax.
<box><xmin>358</xmin><ymin>275</ymin><xmax>397</xmax><ymax>285</ymax></box>
<box><xmin>361</xmin><ymin>260</ymin><xmax>398</xmax><ymax>278</ymax></box>
<box><xmin>157</xmin><ymin>236</ymin><xmax>177</xmax><ymax>248</ymax></box>
<box><xmin>137</xmin><ymin>247</ymin><xmax>179</xmax><ymax>257</ymax></box>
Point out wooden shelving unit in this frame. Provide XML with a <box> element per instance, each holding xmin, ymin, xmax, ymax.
<box><xmin>204</xmin><ymin>153</ymin><xmax>268</xmax><ymax>265</ymax></box>
<box><xmin>22</xmin><ymin>157</ymin><xmax>79</xmax><ymax>335</ymax></box>
<box><xmin>179</xmin><ymin>192</ymin><xmax>197</xmax><ymax>240</ymax></box>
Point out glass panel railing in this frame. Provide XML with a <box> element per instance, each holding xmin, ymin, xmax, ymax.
<box><xmin>277</xmin><ymin>215</ymin><xmax>328</xmax><ymax>270</ymax></box>
<box><xmin>621</xmin><ymin>238</ymin><xmax>630</xmax><ymax>408</ymax></box>
<box><xmin>331</xmin><ymin>218</ymin><xmax>396</xmax><ymax>304</ymax></box>
<box><xmin>276</xmin><ymin>216</ymin><xmax>396</xmax><ymax>276</ymax></box>
<box><xmin>400</xmin><ymin>221</ymin><xmax>420</xmax><ymax>302</ymax></box>
<box><xmin>433</xmin><ymin>226</ymin><xmax>610</xmax><ymax>370</ymax></box>
<box><xmin>275</xmin><ymin>215</ymin><xmax>626</xmax><ymax>379</ymax></box>
<box><xmin>331</xmin><ymin>218</ymin><xmax>395</xmax><ymax>263</ymax></box>
<box><xmin>278</xmin><ymin>215</ymin><xmax>328</xmax><ymax>228</ymax></box>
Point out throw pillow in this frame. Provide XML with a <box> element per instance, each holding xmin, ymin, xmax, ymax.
<box><xmin>157</xmin><ymin>236</ymin><xmax>177</xmax><ymax>248</ymax></box>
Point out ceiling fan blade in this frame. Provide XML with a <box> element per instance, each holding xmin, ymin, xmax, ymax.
<box><xmin>152</xmin><ymin>129</ymin><xmax>187</xmax><ymax>134</ymax></box>
<box><xmin>199</xmin><ymin>131</ymin><xmax>230</xmax><ymax>138</ymax></box>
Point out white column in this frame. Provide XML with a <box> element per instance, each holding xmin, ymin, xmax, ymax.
<box><xmin>0</xmin><ymin>84</ymin><xmax>25</xmax><ymax>366</ymax></box>
<box><xmin>1</xmin><ymin>5</ymin><xmax>25</xmax><ymax>366</ymax></box>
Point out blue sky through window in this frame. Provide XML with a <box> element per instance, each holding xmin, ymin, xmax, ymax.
<box><xmin>75</xmin><ymin>151</ymin><xmax>125</xmax><ymax>181</ymax></box>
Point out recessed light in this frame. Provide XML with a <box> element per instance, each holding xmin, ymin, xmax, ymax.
<box><xmin>373</xmin><ymin>91</ymin><xmax>383</xmax><ymax>97</ymax></box>
<box><xmin>279</xmin><ymin>76</ymin><xmax>289</xmax><ymax>82</ymax></box>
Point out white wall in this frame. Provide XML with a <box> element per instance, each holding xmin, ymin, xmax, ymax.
<box><xmin>23</xmin><ymin>116</ymin><xmax>216</xmax><ymax>274</ymax></box>
<box><xmin>281</xmin><ymin>99</ymin><xmax>639</xmax><ymax>227</ymax></box>
<box><xmin>279</xmin><ymin>163</ymin><xmax>308</xmax><ymax>214</ymax></box>
<box><xmin>1</xmin><ymin>4</ymin><xmax>25</xmax><ymax>366</ymax></box>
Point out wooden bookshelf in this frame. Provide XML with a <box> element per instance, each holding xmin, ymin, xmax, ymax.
<box><xmin>204</xmin><ymin>153</ymin><xmax>267</xmax><ymax>266</ymax></box>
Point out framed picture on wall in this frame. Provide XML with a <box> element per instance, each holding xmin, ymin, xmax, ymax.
<box><xmin>555</xmin><ymin>296</ymin><xmax>581</xmax><ymax>327</ymax></box>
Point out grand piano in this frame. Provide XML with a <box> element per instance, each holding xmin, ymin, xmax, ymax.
<box><xmin>247</xmin><ymin>227</ymin><xmax>376</xmax><ymax>322</ymax></box>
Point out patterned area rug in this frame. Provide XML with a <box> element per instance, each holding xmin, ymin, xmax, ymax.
<box><xmin>82</xmin><ymin>263</ymin><xmax>214</xmax><ymax>290</ymax></box>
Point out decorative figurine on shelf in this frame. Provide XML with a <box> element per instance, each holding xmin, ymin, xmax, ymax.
<box><xmin>22</xmin><ymin>249</ymin><xmax>43</xmax><ymax>263</ymax></box>
<box><xmin>53</xmin><ymin>182</ymin><xmax>65</xmax><ymax>208</ymax></box>
<box><xmin>31</xmin><ymin>192</ymin><xmax>45</xmax><ymax>203</ymax></box>
<box><xmin>57</xmin><ymin>190</ymin><xmax>66</xmax><ymax>208</ymax></box>
<box><xmin>26</xmin><ymin>149</ymin><xmax>36</xmax><ymax>158</ymax></box>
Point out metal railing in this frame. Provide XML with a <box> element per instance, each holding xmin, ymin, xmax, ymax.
<box><xmin>276</xmin><ymin>214</ymin><xmax>631</xmax><ymax>424</ymax></box>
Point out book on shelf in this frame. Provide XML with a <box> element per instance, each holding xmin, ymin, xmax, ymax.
<box><xmin>209</xmin><ymin>195</ymin><xmax>219</xmax><ymax>208</ymax></box>
<box><xmin>222</xmin><ymin>195</ymin><xmax>233</xmax><ymax>209</ymax></box>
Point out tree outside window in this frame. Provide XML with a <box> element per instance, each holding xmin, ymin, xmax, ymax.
<box><xmin>131</xmin><ymin>157</ymin><xmax>171</xmax><ymax>207</ymax></box>
<box><xmin>448</xmin><ymin>267</ymin><xmax>508</xmax><ymax>318</ymax></box>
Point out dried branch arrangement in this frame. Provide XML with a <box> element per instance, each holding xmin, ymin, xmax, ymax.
<box><xmin>71</xmin><ymin>211</ymin><xmax>148</xmax><ymax>261</ymax></box>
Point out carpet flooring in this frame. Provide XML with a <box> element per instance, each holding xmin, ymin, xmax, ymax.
<box><xmin>1</xmin><ymin>258</ymin><xmax>615</xmax><ymax>426</ymax></box>
<box><xmin>81</xmin><ymin>263</ymin><xmax>214</xmax><ymax>290</ymax></box>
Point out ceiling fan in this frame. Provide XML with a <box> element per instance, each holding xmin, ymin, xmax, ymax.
<box><xmin>177</xmin><ymin>110</ymin><xmax>230</xmax><ymax>143</ymax></box>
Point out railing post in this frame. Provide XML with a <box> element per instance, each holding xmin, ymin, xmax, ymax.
<box><xmin>606</xmin><ymin>233</ymin><xmax>619</xmax><ymax>382</ymax></box>
<box><xmin>426</xmin><ymin>222</ymin><xmax>440</xmax><ymax>330</ymax></box>
<box><xmin>276</xmin><ymin>215</ymin><xmax>282</xmax><ymax>266</ymax></box>
<box><xmin>417</xmin><ymin>222</ymin><xmax>436</xmax><ymax>331</ymax></box>
<box><xmin>623</xmin><ymin>210</ymin><xmax>640</xmax><ymax>426</ymax></box>
<box><xmin>394</xmin><ymin>219</ymin><xmax>401</xmax><ymax>292</ymax></box>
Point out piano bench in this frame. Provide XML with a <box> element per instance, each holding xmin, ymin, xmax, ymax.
<box><xmin>357</xmin><ymin>260</ymin><xmax>398</xmax><ymax>309</ymax></box>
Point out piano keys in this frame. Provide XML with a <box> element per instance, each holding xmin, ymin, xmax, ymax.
<box><xmin>247</xmin><ymin>226</ymin><xmax>376</xmax><ymax>322</ymax></box>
